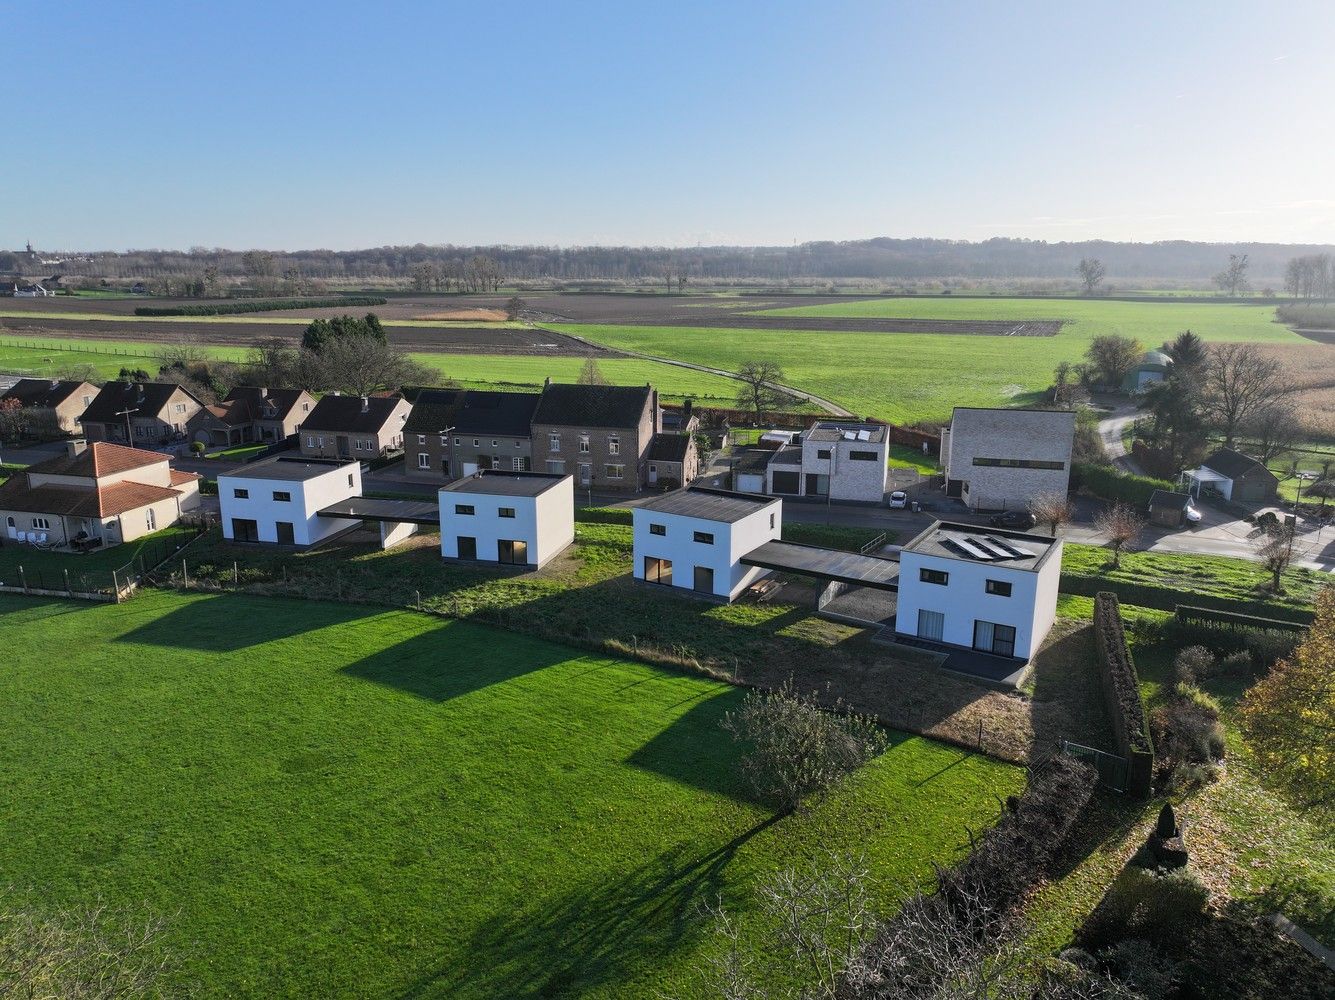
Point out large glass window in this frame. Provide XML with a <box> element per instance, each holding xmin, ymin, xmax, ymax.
<box><xmin>917</xmin><ymin>609</ymin><xmax>945</xmax><ymax>641</ymax></box>
<box><xmin>643</xmin><ymin>556</ymin><xmax>673</xmax><ymax>585</ymax></box>
<box><xmin>973</xmin><ymin>620</ymin><xmax>1017</xmax><ymax>657</ymax></box>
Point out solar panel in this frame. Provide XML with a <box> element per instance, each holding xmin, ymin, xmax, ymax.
<box><xmin>982</xmin><ymin>535</ymin><xmax>1035</xmax><ymax>559</ymax></box>
<box><xmin>941</xmin><ymin>535</ymin><xmax>999</xmax><ymax>561</ymax></box>
<box><xmin>857</xmin><ymin>429</ymin><xmax>871</xmax><ymax>441</ymax></box>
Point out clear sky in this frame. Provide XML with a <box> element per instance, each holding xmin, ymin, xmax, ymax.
<box><xmin>9</xmin><ymin>0</ymin><xmax>1334</xmax><ymax>251</ymax></box>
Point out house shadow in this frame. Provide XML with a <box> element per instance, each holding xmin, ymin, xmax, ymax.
<box><xmin>625</xmin><ymin>688</ymin><xmax>760</xmax><ymax>803</ymax></box>
<box><xmin>1026</xmin><ymin>622</ymin><xmax>1116</xmax><ymax>753</ymax></box>
<box><xmin>113</xmin><ymin>592</ymin><xmax>384</xmax><ymax>653</ymax></box>
<box><xmin>397</xmin><ymin>814</ymin><xmax>781</xmax><ymax>999</ymax></box>
<box><xmin>339</xmin><ymin>621</ymin><xmax>570</xmax><ymax>702</ymax></box>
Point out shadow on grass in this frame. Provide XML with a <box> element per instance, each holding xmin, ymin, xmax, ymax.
<box><xmin>1027</xmin><ymin>623</ymin><xmax>1115</xmax><ymax>753</ymax></box>
<box><xmin>340</xmin><ymin>622</ymin><xmax>570</xmax><ymax>702</ymax></box>
<box><xmin>399</xmin><ymin>814</ymin><xmax>782</xmax><ymax>999</ymax></box>
<box><xmin>625</xmin><ymin>688</ymin><xmax>760</xmax><ymax>803</ymax></box>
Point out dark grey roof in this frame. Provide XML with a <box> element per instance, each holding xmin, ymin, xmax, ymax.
<box><xmin>648</xmin><ymin>433</ymin><xmax>692</xmax><ymax>463</ymax></box>
<box><xmin>220</xmin><ymin>456</ymin><xmax>357</xmax><ymax>482</ymax></box>
<box><xmin>741</xmin><ymin>541</ymin><xmax>900</xmax><ymax>591</ymax></box>
<box><xmin>1149</xmin><ymin>490</ymin><xmax>1192</xmax><ymax>510</ymax></box>
<box><xmin>902</xmin><ymin>520</ymin><xmax>1059</xmax><ymax>572</ymax></box>
<box><xmin>806</xmin><ymin>421</ymin><xmax>887</xmax><ymax>443</ymax></box>
<box><xmin>404</xmin><ymin>387</ymin><xmax>539</xmax><ymax>437</ymax></box>
<box><xmin>768</xmin><ymin>444</ymin><xmax>803</xmax><ymax>466</ymax></box>
<box><xmin>1</xmin><ymin>378</ymin><xmax>90</xmax><ymax>409</ymax></box>
<box><xmin>301</xmin><ymin>394</ymin><xmax>406</xmax><ymax>433</ymax></box>
<box><xmin>731</xmin><ymin>448</ymin><xmax>774</xmax><ymax>475</ymax></box>
<box><xmin>80</xmin><ymin>381</ymin><xmax>203</xmax><ymax>424</ymax></box>
<box><xmin>1202</xmin><ymin>447</ymin><xmax>1270</xmax><ymax>480</ymax></box>
<box><xmin>317</xmin><ymin>496</ymin><xmax>440</xmax><ymax>524</ymax></box>
<box><xmin>441</xmin><ymin>470</ymin><xmax>571</xmax><ymax>498</ymax></box>
<box><xmin>532</xmin><ymin>383</ymin><xmax>652</xmax><ymax>429</ymax></box>
<box><xmin>637</xmin><ymin>486</ymin><xmax>776</xmax><ymax>523</ymax></box>
<box><xmin>224</xmin><ymin>386</ymin><xmax>309</xmax><ymax>420</ymax></box>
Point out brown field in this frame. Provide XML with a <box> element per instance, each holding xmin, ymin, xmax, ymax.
<box><xmin>1259</xmin><ymin>342</ymin><xmax>1335</xmax><ymax>436</ymax></box>
<box><xmin>413</xmin><ymin>307</ymin><xmax>508</xmax><ymax>322</ymax></box>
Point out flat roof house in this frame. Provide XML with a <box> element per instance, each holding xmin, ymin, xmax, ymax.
<box><xmin>1181</xmin><ymin>447</ymin><xmax>1278</xmax><ymax>504</ymax></box>
<box><xmin>766</xmin><ymin>421</ymin><xmax>889</xmax><ymax>503</ymax></box>
<box><xmin>895</xmin><ymin>521</ymin><xmax>1062</xmax><ymax>662</ymax></box>
<box><xmin>0</xmin><ymin>378</ymin><xmax>98</xmax><ymax>434</ymax></box>
<box><xmin>79</xmin><ymin>381</ymin><xmax>207</xmax><ymax>446</ymax></box>
<box><xmin>219</xmin><ymin>457</ymin><xmax>363</xmax><ymax>548</ymax></box>
<box><xmin>403</xmin><ymin>388</ymin><xmax>541</xmax><ymax>482</ymax></box>
<box><xmin>299</xmin><ymin>394</ymin><xmax>411</xmax><ymax>461</ymax></box>
<box><xmin>632</xmin><ymin>486</ymin><xmax>782</xmax><ymax>601</ymax></box>
<box><xmin>531</xmin><ymin>382</ymin><xmax>657</xmax><ymax>492</ymax></box>
<box><xmin>439</xmin><ymin>471</ymin><xmax>574</xmax><ymax>568</ymax></box>
<box><xmin>941</xmin><ymin>407</ymin><xmax>1076</xmax><ymax>513</ymax></box>
<box><xmin>0</xmin><ymin>440</ymin><xmax>200</xmax><ymax>550</ymax></box>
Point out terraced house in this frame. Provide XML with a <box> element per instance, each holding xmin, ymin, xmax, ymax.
<box><xmin>531</xmin><ymin>382</ymin><xmax>657</xmax><ymax>492</ymax></box>
<box><xmin>402</xmin><ymin>388</ymin><xmax>540</xmax><ymax>482</ymax></box>
<box><xmin>298</xmin><ymin>394</ymin><xmax>411</xmax><ymax>461</ymax></box>
<box><xmin>78</xmin><ymin>380</ymin><xmax>207</xmax><ymax>446</ymax></box>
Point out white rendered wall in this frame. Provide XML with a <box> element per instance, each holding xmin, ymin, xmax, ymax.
<box><xmin>379</xmin><ymin>520</ymin><xmax>418</xmax><ymax>550</ymax></box>
<box><xmin>439</xmin><ymin>479</ymin><xmax>574</xmax><ymax>566</ymax></box>
<box><xmin>531</xmin><ymin>476</ymin><xmax>575</xmax><ymax>565</ymax></box>
<box><xmin>632</xmin><ymin>500</ymin><xmax>781</xmax><ymax>600</ymax></box>
<box><xmin>220</xmin><ymin>463</ymin><xmax>361</xmax><ymax>545</ymax></box>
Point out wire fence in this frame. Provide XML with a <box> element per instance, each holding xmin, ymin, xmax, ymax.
<box><xmin>0</xmin><ymin>338</ymin><xmax>155</xmax><ymax>360</ymax></box>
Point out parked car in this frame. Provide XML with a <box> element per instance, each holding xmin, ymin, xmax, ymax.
<box><xmin>888</xmin><ymin>491</ymin><xmax>909</xmax><ymax>509</ymax></box>
<box><xmin>1184</xmin><ymin>500</ymin><xmax>1203</xmax><ymax>524</ymax></box>
<box><xmin>989</xmin><ymin>510</ymin><xmax>1037</xmax><ymax>530</ymax></box>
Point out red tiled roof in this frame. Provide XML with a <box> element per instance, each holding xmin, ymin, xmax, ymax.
<box><xmin>25</xmin><ymin>441</ymin><xmax>169</xmax><ymax>479</ymax></box>
<box><xmin>169</xmin><ymin>469</ymin><xmax>201</xmax><ymax>486</ymax></box>
<box><xmin>96</xmin><ymin>480</ymin><xmax>184</xmax><ymax>516</ymax></box>
<box><xmin>0</xmin><ymin>472</ymin><xmax>182</xmax><ymax>518</ymax></box>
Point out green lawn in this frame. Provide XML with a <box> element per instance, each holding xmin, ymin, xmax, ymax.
<box><xmin>0</xmin><ymin>524</ymin><xmax>198</xmax><ymax>591</ymax></box>
<box><xmin>205</xmin><ymin>442</ymin><xmax>270</xmax><ymax>461</ymax></box>
<box><xmin>0</xmin><ymin>590</ymin><xmax>1022</xmax><ymax>998</ymax></box>
<box><xmin>558</xmin><ymin>299</ymin><xmax>1302</xmax><ymax>424</ymax></box>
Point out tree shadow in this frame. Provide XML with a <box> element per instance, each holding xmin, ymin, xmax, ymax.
<box><xmin>339</xmin><ymin>622</ymin><xmax>571</xmax><ymax>702</ymax></box>
<box><xmin>625</xmin><ymin>688</ymin><xmax>762</xmax><ymax>803</ymax></box>
<box><xmin>113</xmin><ymin>592</ymin><xmax>384</xmax><ymax>652</ymax></box>
<box><xmin>398</xmin><ymin>814</ymin><xmax>783</xmax><ymax>999</ymax></box>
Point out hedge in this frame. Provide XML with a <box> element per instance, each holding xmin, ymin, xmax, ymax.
<box><xmin>1092</xmin><ymin>592</ymin><xmax>1154</xmax><ymax>796</ymax></box>
<box><xmin>1073</xmin><ymin>461</ymin><xmax>1175</xmax><ymax>507</ymax></box>
<box><xmin>134</xmin><ymin>296</ymin><xmax>387</xmax><ymax>317</ymax></box>
<box><xmin>1060</xmin><ymin>572</ymin><xmax>1315</xmax><ymax>625</ymax></box>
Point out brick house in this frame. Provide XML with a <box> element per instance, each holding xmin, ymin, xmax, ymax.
<box><xmin>298</xmin><ymin>394</ymin><xmax>411</xmax><ymax>461</ymax></box>
<box><xmin>402</xmin><ymin>388</ymin><xmax>541</xmax><ymax>482</ymax></box>
<box><xmin>941</xmin><ymin>407</ymin><xmax>1076</xmax><ymax>512</ymax></box>
<box><xmin>531</xmin><ymin>383</ymin><xmax>657</xmax><ymax>492</ymax></box>
<box><xmin>78</xmin><ymin>381</ymin><xmax>207</xmax><ymax>446</ymax></box>
<box><xmin>646</xmin><ymin>432</ymin><xmax>699</xmax><ymax>490</ymax></box>
<box><xmin>0</xmin><ymin>378</ymin><xmax>98</xmax><ymax>434</ymax></box>
<box><xmin>223</xmin><ymin>386</ymin><xmax>316</xmax><ymax>442</ymax></box>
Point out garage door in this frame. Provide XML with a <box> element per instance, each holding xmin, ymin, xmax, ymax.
<box><xmin>771</xmin><ymin>470</ymin><xmax>800</xmax><ymax>495</ymax></box>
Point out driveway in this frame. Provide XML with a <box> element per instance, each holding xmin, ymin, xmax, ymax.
<box><xmin>1096</xmin><ymin>400</ymin><xmax>1144</xmax><ymax>475</ymax></box>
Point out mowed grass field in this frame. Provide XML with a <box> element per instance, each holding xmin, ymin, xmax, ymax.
<box><xmin>559</xmin><ymin>298</ymin><xmax>1304</xmax><ymax>423</ymax></box>
<box><xmin>0</xmin><ymin>590</ymin><xmax>1020</xmax><ymax>999</ymax></box>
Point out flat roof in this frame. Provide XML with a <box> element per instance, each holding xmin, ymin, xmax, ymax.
<box><xmin>741</xmin><ymin>540</ymin><xmax>900</xmax><ymax>590</ymax></box>
<box><xmin>317</xmin><ymin>496</ymin><xmax>440</xmax><ymax>524</ymax></box>
<box><xmin>901</xmin><ymin>520</ymin><xmax>1059</xmax><ymax>571</ymax></box>
<box><xmin>637</xmin><ymin>486</ymin><xmax>777</xmax><ymax>523</ymax></box>
<box><xmin>768</xmin><ymin>444</ymin><xmax>803</xmax><ymax>466</ymax></box>
<box><xmin>439</xmin><ymin>470</ymin><xmax>571</xmax><ymax>498</ymax></box>
<box><xmin>807</xmin><ymin>421</ymin><xmax>887</xmax><ymax>443</ymax></box>
<box><xmin>219</xmin><ymin>456</ymin><xmax>357</xmax><ymax>482</ymax></box>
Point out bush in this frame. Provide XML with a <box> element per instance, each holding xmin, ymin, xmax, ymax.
<box><xmin>1175</xmin><ymin>683</ymin><xmax>1223</xmax><ymax>717</ymax></box>
<box><xmin>1243</xmin><ymin>630</ymin><xmax>1302</xmax><ymax>670</ymax></box>
<box><xmin>1100</xmin><ymin>939</ymin><xmax>1180</xmax><ymax>1000</ymax></box>
<box><xmin>1080</xmin><ymin>867</ymin><xmax>1210</xmax><ymax>952</ymax></box>
<box><xmin>134</xmin><ymin>295</ymin><xmax>386</xmax><ymax>317</ymax></box>
<box><xmin>190</xmin><ymin>441</ymin><xmax>206</xmax><ymax>455</ymax></box>
<box><xmin>1074</xmin><ymin>461</ymin><xmax>1176</xmax><ymax>507</ymax></box>
<box><xmin>1174</xmin><ymin>645</ymin><xmax>1216</xmax><ymax>685</ymax></box>
<box><xmin>1217</xmin><ymin>649</ymin><xmax>1258</xmax><ymax>679</ymax></box>
<box><xmin>1152</xmin><ymin>700</ymin><xmax>1225</xmax><ymax>767</ymax></box>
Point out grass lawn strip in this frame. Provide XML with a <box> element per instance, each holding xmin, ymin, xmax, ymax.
<box><xmin>0</xmin><ymin>589</ymin><xmax>1022</xmax><ymax>998</ymax></box>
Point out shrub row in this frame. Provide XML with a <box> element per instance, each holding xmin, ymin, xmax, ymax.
<box><xmin>1060</xmin><ymin>572</ymin><xmax>1315</xmax><ymax>624</ymax></box>
<box><xmin>134</xmin><ymin>295</ymin><xmax>387</xmax><ymax>317</ymax></box>
<box><xmin>1092</xmin><ymin>592</ymin><xmax>1154</xmax><ymax>796</ymax></box>
<box><xmin>1072</xmin><ymin>461</ymin><xmax>1175</xmax><ymax>508</ymax></box>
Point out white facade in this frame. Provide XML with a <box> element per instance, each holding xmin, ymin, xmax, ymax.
<box><xmin>439</xmin><ymin>473</ymin><xmax>574</xmax><ymax>568</ymax></box>
<box><xmin>894</xmin><ymin>523</ymin><xmax>1062</xmax><ymax>661</ymax></box>
<box><xmin>219</xmin><ymin>459</ymin><xmax>362</xmax><ymax>546</ymax></box>
<box><xmin>941</xmin><ymin>408</ymin><xmax>1076</xmax><ymax>512</ymax></box>
<box><xmin>632</xmin><ymin>489</ymin><xmax>782</xmax><ymax>601</ymax></box>
<box><xmin>764</xmin><ymin>423</ymin><xmax>888</xmax><ymax>503</ymax></box>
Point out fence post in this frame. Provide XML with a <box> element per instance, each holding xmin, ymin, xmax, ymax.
<box><xmin>977</xmin><ymin>719</ymin><xmax>984</xmax><ymax>750</ymax></box>
<box><xmin>233</xmin><ymin>561</ymin><xmax>239</xmax><ymax>586</ymax></box>
<box><xmin>182</xmin><ymin>558</ymin><xmax>189</xmax><ymax>587</ymax></box>
<box><xmin>19</xmin><ymin>565</ymin><xmax>27</xmax><ymax>594</ymax></box>
<box><xmin>63</xmin><ymin>568</ymin><xmax>72</xmax><ymax>597</ymax></box>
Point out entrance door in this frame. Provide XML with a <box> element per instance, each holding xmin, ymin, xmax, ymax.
<box><xmin>498</xmin><ymin>539</ymin><xmax>528</xmax><ymax>565</ymax></box>
<box><xmin>973</xmin><ymin>621</ymin><xmax>1017</xmax><ymax>657</ymax></box>
<box><xmin>648</xmin><ymin>464</ymin><xmax>658</xmax><ymax>485</ymax></box>
<box><xmin>579</xmin><ymin>463</ymin><xmax>591</xmax><ymax>486</ymax></box>
<box><xmin>917</xmin><ymin>609</ymin><xmax>945</xmax><ymax>642</ymax></box>
<box><xmin>693</xmin><ymin>566</ymin><xmax>714</xmax><ymax>594</ymax></box>
<box><xmin>232</xmin><ymin>518</ymin><xmax>259</xmax><ymax>543</ymax></box>
<box><xmin>457</xmin><ymin>536</ymin><xmax>477</xmax><ymax>560</ymax></box>
<box><xmin>643</xmin><ymin>555</ymin><xmax>672</xmax><ymax>585</ymax></box>
<box><xmin>276</xmin><ymin>521</ymin><xmax>295</xmax><ymax>545</ymax></box>
<box><xmin>337</xmin><ymin>436</ymin><xmax>351</xmax><ymax>458</ymax></box>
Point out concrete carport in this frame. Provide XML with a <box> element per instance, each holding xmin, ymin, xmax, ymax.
<box><xmin>317</xmin><ymin>496</ymin><xmax>440</xmax><ymax>550</ymax></box>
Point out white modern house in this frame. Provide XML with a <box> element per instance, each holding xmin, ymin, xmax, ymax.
<box><xmin>765</xmin><ymin>421</ymin><xmax>889</xmax><ymax>503</ymax></box>
<box><xmin>940</xmin><ymin>407</ymin><xmax>1075</xmax><ymax>512</ymax></box>
<box><xmin>219</xmin><ymin>457</ymin><xmax>362</xmax><ymax>547</ymax></box>
<box><xmin>632</xmin><ymin>487</ymin><xmax>782</xmax><ymax>600</ymax></box>
<box><xmin>895</xmin><ymin>521</ymin><xmax>1061</xmax><ymax>661</ymax></box>
<box><xmin>438</xmin><ymin>470</ymin><xmax>574</xmax><ymax>568</ymax></box>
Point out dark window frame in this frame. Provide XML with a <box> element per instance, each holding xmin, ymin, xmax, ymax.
<box><xmin>919</xmin><ymin>567</ymin><xmax>949</xmax><ymax>586</ymax></box>
<box><xmin>454</xmin><ymin>504</ymin><xmax>475</xmax><ymax>515</ymax></box>
<box><xmin>649</xmin><ymin>523</ymin><xmax>666</xmax><ymax>536</ymax></box>
<box><xmin>693</xmin><ymin>530</ymin><xmax>715</xmax><ymax>544</ymax></box>
<box><xmin>985</xmin><ymin>579</ymin><xmax>1013</xmax><ymax>597</ymax></box>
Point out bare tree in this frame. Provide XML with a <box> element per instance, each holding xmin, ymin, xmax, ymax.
<box><xmin>505</xmin><ymin>295</ymin><xmax>526</xmax><ymax>321</ymax></box>
<box><xmin>307</xmin><ymin>335</ymin><xmax>432</xmax><ymax>397</ymax></box>
<box><xmin>1028</xmin><ymin>490</ymin><xmax>1074</xmax><ymax>535</ymax></box>
<box><xmin>241</xmin><ymin>249</ymin><xmax>274</xmax><ymax>278</ymax></box>
<box><xmin>1202</xmin><ymin>343</ymin><xmax>1293</xmax><ymax>448</ymax></box>
<box><xmin>1094</xmin><ymin>502</ymin><xmax>1143</xmax><ymax>568</ymax></box>
<box><xmin>1257</xmin><ymin>519</ymin><xmax>1295</xmax><ymax>593</ymax></box>
<box><xmin>735</xmin><ymin>361</ymin><xmax>789</xmax><ymax>421</ymax></box>
<box><xmin>244</xmin><ymin>337</ymin><xmax>300</xmax><ymax>387</ymax></box>
<box><xmin>1213</xmin><ymin>253</ymin><xmax>1250</xmax><ymax>296</ymax></box>
<box><xmin>410</xmin><ymin>261</ymin><xmax>437</xmax><ymax>292</ymax></box>
<box><xmin>1241</xmin><ymin>402</ymin><xmax>1302</xmax><ymax>464</ymax></box>
<box><xmin>576</xmin><ymin>357</ymin><xmax>609</xmax><ymax>386</ymax></box>
<box><xmin>1076</xmin><ymin>258</ymin><xmax>1106</xmax><ymax>295</ymax></box>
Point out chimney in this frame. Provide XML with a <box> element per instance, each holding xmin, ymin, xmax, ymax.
<box><xmin>683</xmin><ymin>398</ymin><xmax>692</xmax><ymax>422</ymax></box>
<box><xmin>49</xmin><ymin>378</ymin><xmax>60</xmax><ymax>389</ymax></box>
<box><xmin>651</xmin><ymin>388</ymin><xmax>659</xmax><ymax>432</ymax></box>
<box><xmin>543</xmin><ymin>376</ymin><xmax>552</xmax><ymax>387</ymax></box>
<box><xmin>360</xmin><ymin>396</ymin><xmax>369</xmax><ymax>413</ymax></box>
<box><xmin>65</xmin><ymin>439</ymin><xmax>87</xmax><ymax>458</ymax></box>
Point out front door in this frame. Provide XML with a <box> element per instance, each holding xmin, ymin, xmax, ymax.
<box><xmin>693</xmin><ymin>566</ymin><xmax>714</xmax><ymax>594</ymax></box>
<box><xmin>648</xmin><ymin>464</ymin><xmax>658</xmax><ymax>485</ymax></box>
<box><xmin>579</xmin><ymin>463</ymin><xmax>591</xmax><ymax>486</ymax></box>
<box><xmin>276</xmin><ymin>522</ymin><xmax>295</xmax><ymax>545</ymax></box>
<box><xmin>337</xmin><ymin>436</ymin><xmax>351</xmax><ymax>458</ymax></box>
<box><xmin>457</xmin><ymin>536</ymin><xmax>477</xmax><ymax>560</ymax></box>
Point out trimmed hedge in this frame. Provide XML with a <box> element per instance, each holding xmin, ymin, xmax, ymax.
<box><xmin>134</xmin><ymin>295</ymin><xmax>387</xmax><ymax>317</ymax></box>
<box><xmin>1092</xmin><ymin>592</ymin><xmax>1154</xmax><ymax>796</ymax></box>
<box><xmin>1073</xmin><ymin>461</ymin><xmax>1175</xmax><ymax>507</ymax></box>
<box><xmin>1061</xmin><ymin>572</ymin><xmax>1315</xmax><ymax>624</ymax></box>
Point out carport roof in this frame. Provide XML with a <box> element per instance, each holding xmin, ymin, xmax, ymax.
<box><xmin>741</xmin><ymin>540</ymin><xmax>900</xmax><ymax>591</ymax></box>
<box><xmin>316</xmin><ymin>496</ymin><xmax>440</xmax><ymax>524</ymax></box>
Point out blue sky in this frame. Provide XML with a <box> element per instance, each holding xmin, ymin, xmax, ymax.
<box><xmin>9</xmin><ymin>1</ymin><xmax>1334</xmax><ymax>250</ymax></box>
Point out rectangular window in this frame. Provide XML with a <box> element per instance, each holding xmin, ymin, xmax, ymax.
<box><xmin>233</xmin><ymin>487</ymin><xmax>249</xmax><ymax>499</ymax></box>
<box><xmin>579</xmin><ymin>434</ymin><xmax>590</xmax><ymax>453</ymax></box>
<box><xmin>973</xmin><ymin>621</ymin><xmax>1017</xmax><ymax>657</ymax></box>
<box><xmin>919</xmin><ymin>567</ymin><xmax>949</xmax><ymax>585</ymax></box>
<box><xmin>32</xmin><ymin>516</ymin><xmax>51</xmax><ymax>530</ymax></box>
<box><xmin>643</xmin><ymin>555</ymin><xmax>672</xmax><ymax>585</ymax></box>
<box><xmin>693</xmin><ymin>530</ymin><xmax>714</xmax><ymax>544</ymax></box>
<box><xmin>175</xmin><ymin>403</ymin><xmax>186</xmax><ymax>413</ymax></box>
<box><xmin>606</xmin><ymin>464</ymin><xmax>625</xmax><ymax>480</ymax></box>
<box><xmin>549</xmin><ymin>434</ymin><xmax>560</xmax><ymax>452</ymax></box>
<box><xmin>441</xmin><ymin>459</ymin><xmax>450</xmax><ymax>475</ymax></box>
<box><xmin>917</xmin><ymin>609</ymin><xmax>945</xmax><ymax>641</ymax></box>
<box><xmin>348</xmin><ymin>474</ymin><xmax>354</xmax><ymax>487</ymax></box>
<box><xmin>499</xmin><ymin>507</ymin><xmax>516</xmax><ymax>519</ymax></box>
<box><xmin>650</xmin><ymin>523</ymin><xmax>666</xmax><ymax>536</ymax></box>
<box><xmin>971</xmin><ymin>457</ymin><xmax>1066</xmax><ymax>470</ymax></box>
<box><xmin>848</xmin><ymin>450</ymin><xmax>877</xmax><ymax>461</ymax></box>
<box><xmin>769</xmin><ymin>512</ymin><xmax>775</xmax><ymax>529</ymax></box>
<box><xmin>985</xmin><ymin>579</ymin><xmax>1012</xmax><ymax>597</ymax></box>
<box><xmin>455</xmin><ymin>437</ymin><xmax>461</xmax><ymax>446</ymax></box>
<box><xmin>491</xmin><ymin>439</ymin><xmax>499</xmax><ymax>447</ymax></box>
<box><xmin>512</xmin><ymin>457</ymin><xmax>523</xmax><ymax>471</ymax></box>
<box><xmin>498</xmin><ymin>538</ymin><xmax>528</xmax><ymax>564</ymax></box>
<box><xmin>817</xmin><ymin>448</ymin><xmax>831</xmax><ymax>459</ymax></box>
<box><xmin>273</xmin><ymin>491</ymin><xmax>291</xmax><ymax>502</ymax></box>
<box><xmin>514</xmin><ymin>439</ymin><xmax>522</xmax><ymax>448</ymax></box>
<box><xmin>547</xmin><ymin>460</ymin><xmax>565</xmax><ymax>474</ymax></box>
<box><xmin>302</xmin><ymin>401</ymin><xmax>310</xmax><ymax>412</ymax></box>
<box><xmin>306</xmin><ymin>435</ymin><xmax>315</xmax><ymax>448</ymax></box>
<box><xmin>418</xmin><ymin>453</ymin><xmax>430</xmax><ymax>469</ymax></box>
<box><xmin>608</xmin><ymin>435</ymin><xmax>620</xmax><ymax>455</ymax></box>
<box><xmin>440</xmin><ymin>435</ymin><xmax>448</xmax><ymax>446</ymax></box>
<box><xmin>473</xmin><ymin>438</ymin><xmax>480</xmax><ymax>447</ymax></box>
<box><xmin>417</xmin><ymin>435</ymin><xmax>426</xmax><ymax>444</ymax></box>
<box><xmin>354</xmin><ymin>439</ymin><xmax>363</xmax><ymax>451</ymax></box>
<box><xmin>454</xmin><ymin>504</ymin><xmax>475</xmax><ymax>515</ymax></box>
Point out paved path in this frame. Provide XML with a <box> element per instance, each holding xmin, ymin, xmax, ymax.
<box><xmin>553</xmin><ymin>327</ymin><xmax>855</xmax><ymax>417</ymax></box>
<box><xmin>1097</xmin><ymin>402</ymin><xmax>1145</xmax><ymax>475</ymax></box>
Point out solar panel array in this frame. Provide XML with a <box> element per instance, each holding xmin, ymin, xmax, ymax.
<box><xmin>938</xmin><ymin>530</ymin><xmax>1036</xmax><ymax>562</ymax></box>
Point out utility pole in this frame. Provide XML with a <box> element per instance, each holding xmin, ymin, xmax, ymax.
<box><xmin>114</xmin><ymin>406</ymin><xmax>139</xmax><ymax>447</ymax></box>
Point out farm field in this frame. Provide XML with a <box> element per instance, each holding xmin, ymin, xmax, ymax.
<box><xmin>0</xmin><ymin>590</ymin><xmax>1021</xmax><ymax>999</ymax></box>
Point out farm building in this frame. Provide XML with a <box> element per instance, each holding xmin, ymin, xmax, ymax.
<box><xmin>632</xmin><ymin>487</ymin><xmax>781</xmax><ymax>601</ymax></box>
<box><xmin>895</xmin><ymin>521</ymin><xmax>1061</xmax><ymax>662</ymax></box>
<box><xmin>1122</xmin><ymin>350</ymin><xmax>1171</xmax><ymax>393</ymax></box>
<box><xmin>219</xmin><ymin>457</ymin><xmax>363</xmax><ymax>548</ymax></box>
<box><xmin>940</xmin><ymin>407</ymin><xmax>1075</xmax><ymax>512</ymax></box>
<box><xmin>1180</xmin><ymin>448</ymin><xmax>1278</xmax><ymax>504</ymax></box>
<box><xmin>438</xmin><ymin>471</ymin><xmax>574</xmax><ymax>568</ymax></box>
